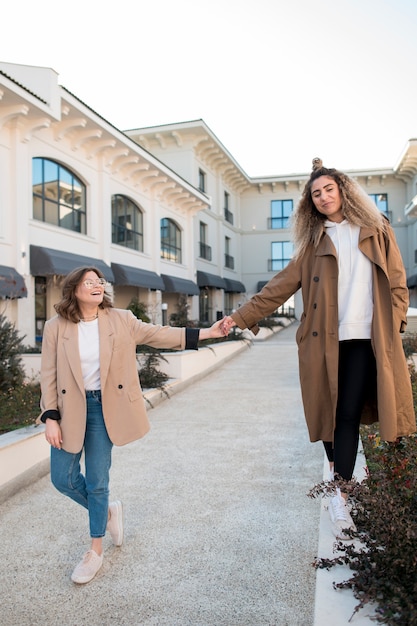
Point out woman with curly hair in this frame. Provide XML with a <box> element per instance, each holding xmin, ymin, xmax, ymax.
<box><xmin>38</xmin><ymin>266</ymin><xmax>226</xmax><ymax>584</ymax></box>
<box><xmin>222</xmin><ymin>159</ymin><xmax>415</xmax><ymax>539</ymax></box>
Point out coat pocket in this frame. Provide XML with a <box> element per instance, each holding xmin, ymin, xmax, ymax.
<box><xmin>128</xmin><ymin>389</ymin><xmax>142</xmax><ymax>403</ymax></box>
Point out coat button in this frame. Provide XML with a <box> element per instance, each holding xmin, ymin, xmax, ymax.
<box><xmin>312</xmin><ymin>331</ymin><xmax>318</xmax><ymax>336</ymax></box>
<box><xmin>313</xmin><ymin>303</ymin><xmax>317</xmax><ymax>309</ymax></box>
<box><xmin>118</xmin><ymin>384</ymin><xmax>123</xmax><ymax>389</ymax></box>
<box><xmin>313</xmin><ymin>276</ymin><xmax>319</xmax><ymax>282</ymax></box>
<box><xmin>62</xmin><ymin>389</ymin><xmax>66</xmax><ymax>394</ymax></box>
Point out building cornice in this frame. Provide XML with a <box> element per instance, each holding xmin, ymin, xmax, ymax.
<box><xmin>394</xmin><ymin>139</ymin><xmax>417</xmax><ymax>181</ymax></box>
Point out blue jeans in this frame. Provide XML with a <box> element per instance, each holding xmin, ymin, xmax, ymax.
<box><xmin>50</xmin><ymin>391</ymin><xmax>113</xmax><ymax>538</ymax></box>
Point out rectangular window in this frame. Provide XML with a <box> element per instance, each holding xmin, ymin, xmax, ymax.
<box><xmin>198</xmin><ymin>169</ymin><xmax>206</xmax><ymax>193</ymax></box>
<box><xmin>199</xmin><ymin>222</ymin><xmax>212</xmax><ymax>260</ymax></box>
<box><xmin>224</xmin><ymin>291</ymin><xmax>233</xmax><ymax>316</ymax></box>
<box><xmin>224</xmin><ymin>191</ymin><xmax>233</xmax><ymax>224</ymax></box>
<box><xmin>225</xmin><ymin>236</ymin><xmax>230</xmax><ymax>255</ymax></box>
<box><xmin>269</xmin><ymin>241</ymin><xmax>293</xmax><ymax>271</ymax></box>
<box><xmin>369</xmin><ymin>193</ymin><xmax>390</xmax><ymax>219</ymax></box>
<box><xmin>200</xmin><ymin>221</ymin><xmax>207</xmax><ymax>244</ymax></box>
<box><xmin>199</xmin><ymin>289</ymin><xmax>211</xmax><ymax>323</ymax></box>
<box><xmin>269</xmin><ymin>200</ymin><xmax>293</xmax><ymax>229</ymax></box>
<box><xmin>225</xmin><ymin>236</ymin><xmax>234</xmax><ymax>269</ymax></box>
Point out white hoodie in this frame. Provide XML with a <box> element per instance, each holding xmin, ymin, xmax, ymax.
<box><xmin>325</xmin><ymin>220</ymin><xmax>373</xmax><ymax>341</ymax></box>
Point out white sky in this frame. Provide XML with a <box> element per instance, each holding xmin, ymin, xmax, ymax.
<box><xmin>2</xmin><ymin>0</ymin><xmax>417</xmax><ymax>176</ymax></box>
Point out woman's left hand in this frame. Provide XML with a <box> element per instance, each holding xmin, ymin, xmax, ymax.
<box><xmin>199</xmin><ymin>318</ymin><xmax>229</xmax><ymax>340</ymax></box>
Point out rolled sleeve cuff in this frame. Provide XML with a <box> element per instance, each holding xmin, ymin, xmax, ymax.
<box><xmin>40</xmin><ymin>409</ymin><xmax>61</xmax><ymax>423</ymax></box>
<box><xmin>185</xmin><ymin>328</ymin><xmax>200</xmax><ymax>350</ymax></box>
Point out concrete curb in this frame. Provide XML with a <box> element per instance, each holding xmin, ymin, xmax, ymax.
<box><xmin>313</xmin><ymin>444</ymin><xmax>376</xmax><ymax>625</ymax></box>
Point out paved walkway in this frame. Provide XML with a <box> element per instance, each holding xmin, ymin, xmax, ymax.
<box><xmin>0</xmin><ymin>324</ymin><xmax>324</xmax><ymax>626</ymax></box>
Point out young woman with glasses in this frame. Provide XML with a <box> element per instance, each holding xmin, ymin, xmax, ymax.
<box><xmin>39</xmin><ymin>266</ymin><xmax>226</xmax><ymax>584</ymax></box>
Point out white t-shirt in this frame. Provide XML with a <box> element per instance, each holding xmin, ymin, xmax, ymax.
<box><xmin>325</xmin><ymin>220</ymin><xmax>373</xmax><ymax>341</ymax></box>
<box><xmin>78</xmin><ymin>318</ymin><xmax>101</xmax><ymax>390</ymax></box>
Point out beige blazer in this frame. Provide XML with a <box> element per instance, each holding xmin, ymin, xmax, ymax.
<box><xmin>38</xmin><ymin>308</ymin><xmax>186</xmax><ymax>453</ymax></box>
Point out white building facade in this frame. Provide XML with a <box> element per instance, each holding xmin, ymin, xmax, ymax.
<box><xmin>2</xmin><ymin>62</ymin><xmax>417</xmax><ymax>345</ymax></box>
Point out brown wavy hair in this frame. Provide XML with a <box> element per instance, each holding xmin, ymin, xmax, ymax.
<box><xmin>291</xmin><ymin>158</ymin><xmax>386</xmax><ymax>259</ymax></box>
<box><xmin>54</xmin><ymin>266</ymin><xmax>113</xmax><ymax>322</ymax></box>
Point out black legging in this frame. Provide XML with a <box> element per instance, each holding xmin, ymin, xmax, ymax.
<box><xmin>323</xmin><ymin>339</ymin><xmax>376</xmax><ymax>481</ymax></box>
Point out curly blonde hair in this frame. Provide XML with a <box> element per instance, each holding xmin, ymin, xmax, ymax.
<box><xmin>291</xmin><ymin>158</ymin><xmax>386</xmax><ymax>259</ymax></box>
<box><xmin>54</xmin><ymin>266</ymin><xmax>113</xmax><ymax>323</ymax></box>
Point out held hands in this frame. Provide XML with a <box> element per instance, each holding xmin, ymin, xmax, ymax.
<box><xmin>199</xmin><ymin>316</ymin><xmax>237</xmax><ymax>340</ymax></box>
<box><xmin>45</xmin><ymin>419</ymin><xmax>63</xmax><ymax>450</ymax></box>
<box><xmin>220</xmin><ymin>316</ymin><xmax>236</xmax><ymax>335</ymax></box>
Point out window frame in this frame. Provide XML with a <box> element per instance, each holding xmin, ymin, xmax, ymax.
<box><xmin>161</xmin><ymin>217</ymin><xmax>182</xmax><ymax>263</ymax></box>
<box><xmin>368</xmin><ymin>193</ymin><xmax>390</xmax><ymax>220</ymax></box>
<box><xmin>111</xmin><ymin>194</ymin><xmax>144</xmax><ymax>251</ymax></box>
<box><xmin>225</xmin><ymin>236</ymin><xmax>234</xmax><ymax>269</ymax></box>
<box><xmin>198</xmin><ymin>169</ymin><xmax>206</xmax><ymax>193</ymax></box>
<box><xmin>32</xmin><ymin>157</ymin><xmax>86</xmax><ymax>233</ymax></box>
<box><xmin>199</xmin><ymin>221</ymin><xmax>212</xmax><ymax>261</ymax></box>
<box><xmin>269</xmin><ymin>199</ymin><xmax>293</xmax><ymax>229</ymax></box>
<box><xmin>269</xmin><ymin>241</ymin><xmax>293</xmax><ymax>271</ymax></box>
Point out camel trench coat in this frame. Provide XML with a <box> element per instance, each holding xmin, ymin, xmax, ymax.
<box><xmin>232</xmin><ymin>223</ymin><xmax>416</xmax><ymax>443</ymax></box>
<box><xmin>38</xmin><ymin>308</ymin><xmax>186</xmax><ymax>453</ymax></box>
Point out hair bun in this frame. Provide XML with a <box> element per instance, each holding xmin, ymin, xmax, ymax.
<box><xmin>312</xmin><ymin>158</ymin><xmax>323</xmax><ymax>171</ymax></box>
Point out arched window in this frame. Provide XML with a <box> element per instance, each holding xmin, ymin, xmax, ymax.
<box><xmin>32</xmin><ymin>158</ymin><xmax>86</xmax><ymax>233</ymax></box>
<box><xmin>111</xmin><ymin>195</ymin><xmax>143</xmax><ymax>251</ymax></box>
<box><xmin>161</xmin><ymin>218</ymin><xmax>181</xmax><ymax>263</ymax></box>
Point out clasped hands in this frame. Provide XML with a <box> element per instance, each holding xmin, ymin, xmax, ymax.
<box><xmin>203</xmin><ymin>315</ymin><xmax>237</xmax><ymax>339</ymax></box>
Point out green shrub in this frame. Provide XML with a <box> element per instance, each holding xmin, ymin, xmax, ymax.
<box><xmin>0</xmin><ymin>381</ymin><xmax>40</xmax><ymax>434</ymax></box>
<box><xmin>126</xmin><ymin>303</ymin><xmax>170</xmax><ymax>395</ymax></box>
<box><xmin>169</xmin><ymin>294</ymin><xmax>195</xmax><ymax>327</ymax></box>
<box><xmin>402</xmin><ymin>332</ymin><xmax>417</xmax><ymax>358</ymax></box>
<box><xmin>127</xmin><ymin>298</ymin><xmax>151</xmax><ymax>323</ymax></box>
<box><xmin>258</xmin><ymin>318</ymin><xmax>284</xmax><ymax>328</ymax></box>
<box><xmin>0</xmin><ymin>313</ymin><xmax>26</xmax><ymax>392</ymax></box>
<box><xmin>0</xmin><ymin>313</ymin><xmax>41</xmax><ymax>434</ymax></box>
<box><xmin>137</xmin><ymin>346</ymin><xmax>169</xmax><ymax>391</ymax></box>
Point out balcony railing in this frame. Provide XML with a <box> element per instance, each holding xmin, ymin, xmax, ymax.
<box><xmin>225</xmin><ymin>253</ymin><xmax>234</xmax><ymax>269</ymax></box>
<box><xmin>199</xmin><ymin>242</ymin><xmax>212</xmax><ymax>261</ymax></box>
<box><xmin>224</xmin><ymin>208</ymin><xmax>234</xmax><ymax>225</ymax></box>
<box><xmin>268</xmin><ymin>259</ymin><xmax>290</xmax><ymax>271</ymax></box>
<box><xmin>267</xmin><ymin>217</ymin><xmax>290</xmax><ymax>229</ymax></box>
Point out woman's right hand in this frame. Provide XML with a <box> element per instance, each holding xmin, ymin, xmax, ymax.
<box><xmin>221</xmin><ymin>316</ymin><xmax>237</xmax><ymax>335</ymax></box>
<box><xmin>45</xmin><ymin>419</ymin><xmax>63</xmax><ymax>450</ymax></box>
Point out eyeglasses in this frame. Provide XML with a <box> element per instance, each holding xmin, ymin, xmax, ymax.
<box><xmin>82</xmin><ymin>278</ymin><xmax>107</xmax><ymax>289</ymax></box>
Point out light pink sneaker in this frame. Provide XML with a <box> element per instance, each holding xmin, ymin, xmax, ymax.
<box><xmin>107</xmin><ymin>500</ymin><xmax>124</xmax><ymax>546</ymax></box>
<box><xmin>328</xmin><ymin>488</ymin><xmax>356</xmax><ymax>540</ymax></box>
<box><xmin>71</xmin><ymin>550</ymin><xmax>103</xmax><ymax>584</ymax></box>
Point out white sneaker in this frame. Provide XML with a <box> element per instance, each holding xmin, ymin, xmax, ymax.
<box><xmin>328</xmin><ymin>488</ymin><xmax>356</xmax><ymax>540</ymax></box>
<box><xmin>71</xmin><ymin>550</ymin><xmax>103</xmax><ymax>584</ymax></box>
<box><xmin>107</xmin><ymin>500</ymin><xmax>124</xmax><ymax>546</ymax></box>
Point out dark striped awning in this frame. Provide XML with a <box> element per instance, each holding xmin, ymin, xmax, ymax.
<box><xmin>111</xmin><ymin>263</ymin><xmax>164</xmax><ymax>290</ymax></box>
<box><xmin>30</xmin><ymin>245</ymin><xmax>114</xmax><ymax>282</ymax></box>
<box><xmin>161</xmin><ymin>274</ymin><xmax>200</xmax><ymax>296</ymax></box>
<box><xmin>224</xmin><ymin>278</ymin><xmax>246</xmax><ymax>293</ymax></box>
<box><xmin>0</xmin><ymin>265</ymin><xmax>27</xmax><ymax>299</ymax></box>
<box><xmin>197</xmin><ymin>271</ymin><xmax>227</xmax><ymax>290</ymax></box>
